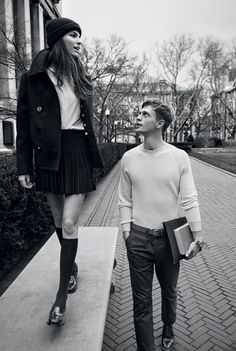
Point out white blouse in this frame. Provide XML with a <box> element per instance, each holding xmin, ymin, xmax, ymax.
<box><xmin>47</xmin><ymin>69</ymin><xmax>84</xmax><ymax>130</ymax></box>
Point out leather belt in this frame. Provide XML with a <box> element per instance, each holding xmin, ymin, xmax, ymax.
<box><xmin>131</xmin><ymin>223</ymin><xmax>165</xmax><ymax>237</ymax></box>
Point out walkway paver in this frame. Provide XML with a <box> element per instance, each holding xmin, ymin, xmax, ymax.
<box><xmin>99</xmin><ymin>158</ymin><xmax>236</xmax><ymax>351</ymax></box>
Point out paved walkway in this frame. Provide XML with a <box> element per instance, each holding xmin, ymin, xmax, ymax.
<box><xmin>2</xmin><ymin>156</ymin><xmax>235</xmax><ymax>351</ymax></box>
<box><xmin>83</xmin><ymin>157</ymin><xmax>236</xmax><ymax>351</ymax></box>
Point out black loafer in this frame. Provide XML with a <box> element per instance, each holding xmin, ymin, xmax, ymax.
<box><xmin>47</xmin><ymin>305</ymin><xmax>65</xmax><ymax>326</ymax></box>
<box><xmin>68</xmin><ymin>262</ymin><xmax>78</xmax><ymax>294</ymax></box>
<box><xmin>161</xmin><ymin>324</ymin><xmax>175</xmax><ymax>351</ymax></box>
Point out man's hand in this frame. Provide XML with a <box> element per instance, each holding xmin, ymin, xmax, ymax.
<box><xmin>185</xmin><ymin>241</ymin><xmax>201</xmax><ymax>259</ymax></box>
<box><xmin>186</xmin><ymin>230</ymin><xmax>204</xmax><ymax>259</ymax></box>
<box><xmin>123</xmin><ymin>231</ymin><xmax>130</xmax><ymax>242</ymax></box>
<box><xmin>18</xmin><ymin>175</ymin><xmax>34</xmax><ymax>189</ymax></box>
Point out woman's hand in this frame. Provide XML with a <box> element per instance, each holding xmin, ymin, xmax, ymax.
<box><xmin>18</xmin><ymin>175</ymin><xmax>34</xmax><ymax>189</ymax></box>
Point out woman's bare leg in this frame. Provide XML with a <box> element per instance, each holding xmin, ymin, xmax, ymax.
<box><xmin>46</xmin><ymin>193</ymin><xmax>64</xmax><ymax>244</ymax></box>
<box><xmin>62</xmin><ymin>194</ymin><xmax>85</xmax><ymax>239</ymax></box>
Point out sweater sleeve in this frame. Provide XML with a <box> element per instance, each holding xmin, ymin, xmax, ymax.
<box><xmin>118</xmin><ymin>155</ymin><xmax>132</xmax><ymax>232</ymax></box>
<box><xmin>179</xmin><ymin>152</ymin><xmax>201</xmax><ymax>232</ymax></box>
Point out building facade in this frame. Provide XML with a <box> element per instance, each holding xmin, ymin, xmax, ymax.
<box><xmin>112</xmin><ymin>79</ymin><xmax>198</xmax><ymax>144</ymax></box>
<box><xmin>0</xmin><ymin>0</ymin><xmax>62</xmax><ymax>152</ymax></box>
<box><xmin>211</xmin><ymin>72</ymin><xmax>236</xmax><ymax>142</ymax></box>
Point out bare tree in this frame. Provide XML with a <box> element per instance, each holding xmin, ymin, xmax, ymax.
<box><xmin>228</xmin><ymin>37</ymin><xmax>236</xmax><ymax>72</ymax></box>
<box><xmin>0</xmin><ymin>24</ymin><xmax>30</xmax><ymax>73</ymax></box>
<box><xmin>81</xmin><ymin>35</ymin><xmax>149</xmax><ymax>142</ymax></box>
<box><xmin>112</xmin><ymin>55</ymin><xmax>158</xmax><ymax>142</ymax></box>
<box><xmin>0</xmin><ymin>1</ymin><xmax>31</xmax><ymax>115</ymax></box>
<box><xmin>191</xmin><ymin>93</ymin><xmax>212</xmax><ymax>138</ymax></box>
<box><xmin>199</xmin><ymin>37</ymin><xmax>236</xmax><ymax>139</ymax></box>
<box><xmin>156</xmin><ymin>34</ymin><xmax>195</xmax><ymax>87</ymax></box>
<box><xmin>155</xmin><ymin>34</ymin><xmax>198</xmax><ymax>141</ymax></box>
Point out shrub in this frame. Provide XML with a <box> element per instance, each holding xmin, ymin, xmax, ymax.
<box><xmin>186</xmin><ymin>134</ymin><xmax>195</xmax><ymax>143</ymax></box>
<box><xmin>170</xmin><ymin>142</ymin><xmax>192</xmax><ymax>153</ymax></box>
<box><xmin>207</xmin><ymin>137</ymin><xmax>223</xmax><ymax>147</ymax></box>
<box><xmin>0</xmin><ymin>154</ymin><xmax>54</xmax><ymax>278</ymax></box>
<box><xmin>192</xmin><ymin>136</ymin><xmax>208</xmax><ymax>148</ymax></box>
<box><xmin>93</xmin><ymin>142</ymin><xmax>132</xmax><ymax>182</ymax></box>
<box><xmin>224</xmin><ymin>140</ymin><xmax>236</xmax><ymax>147</ymax></box>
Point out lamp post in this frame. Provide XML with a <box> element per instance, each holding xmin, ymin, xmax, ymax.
<box><xmin>114</xmin><ymin>120</ymin><xmax>118</xmax><ymax>142</ymax></box>
<box><xmin>105</xmin><ymin>108</ymin><xmax>110</xmax><ymax>142</ymax></box>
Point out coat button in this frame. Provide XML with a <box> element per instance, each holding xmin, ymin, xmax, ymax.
<box><xmin>85</xmin><ymin>132</ymin><xmax>88</xmax><ymax>136</ymax></box>
<box><xmin>36</xmin><ymin>106</ymin><xmax>43</xmax><ymax>112</ymax></box>
<box><xmin>37</xmin><ymin>146</ymin><xmax>41</xmax><ymax>150</ymax></box>
<box><xmin>81</xmin><ymin>113</ymin><xmax>84</xmax><ymax>117</ymax></box>
<box><xmin>83</xmin><ymin>123</ymin><xmax>87</xmax><ymax>127</ymax></box>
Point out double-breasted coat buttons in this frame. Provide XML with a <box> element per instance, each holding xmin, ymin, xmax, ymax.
<box><xmin>36</xmin><ymin>106</ymin><xmax>43</xmax><ymax>112</ymax></box>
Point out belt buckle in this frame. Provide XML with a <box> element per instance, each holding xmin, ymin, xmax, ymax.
<box><xmin>153</xmin><ymin>229</ymin><xmax>161</xmax><ymax>237</ymax></box>
<box><xmin>148</xmin><ymin>229</ymin><xmax>161</xmax><ymax>236</ymax></box>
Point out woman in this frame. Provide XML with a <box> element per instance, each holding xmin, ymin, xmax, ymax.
<box><xmin>16</xmin><ymin>17</ymin><xmax>103</xmax><ymax>326</ymax></box>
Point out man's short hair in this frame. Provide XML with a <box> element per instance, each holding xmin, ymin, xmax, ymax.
<box><xmin>141</xmin><ymin>99</ymin><xmax>175</xmax><ymax>131</ymax></box>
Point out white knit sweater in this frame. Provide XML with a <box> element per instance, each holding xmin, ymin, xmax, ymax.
<box><xmin>118</xmin><ymin>142</ymin><xmax>201</xmax><ymax>232</ymax></box>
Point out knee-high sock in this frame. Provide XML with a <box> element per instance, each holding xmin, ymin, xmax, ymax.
<box><xmin>55</xmin><ymin>227</ymin><xmax>76</xmax><ymax>274</ymax></box>
<box><xmin>55</xmin><ymin>227</ymin><xmax>62</xmax><ymax>245</ymax></box>
<box><xmin>55</xmin><ymin>238</ymin><xmax>78</xmax><ymax>310</ymax></box>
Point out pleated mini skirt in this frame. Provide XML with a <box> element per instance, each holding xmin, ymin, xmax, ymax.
<box><xmin>35</xmin><ymin>130</ymin><xmax>96</xmax><ymax>195</ymax></box>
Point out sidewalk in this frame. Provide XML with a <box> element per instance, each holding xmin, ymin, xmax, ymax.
<box><xmin>1</xmin><ymin>157</ymin><xmax>235</xmax><ymax>351</ymax></box>
<box><xmin>99</xmin><ymin>158</ymin><xmax>236</xmax><ymax>351</ymax></box>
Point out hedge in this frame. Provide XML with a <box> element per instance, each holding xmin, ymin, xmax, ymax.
<box><xmin>94</xmin><ymin>142</ymin><xmax>135</xmax><ymax>182</ymax></box>
<box><xmin>190</xmin><ymin>150</ymin><xmax>236</xmax><ymax>174</ymax></box>
<box><xmin>0</xmin><ymin>154</ymin><xmax>54</xmax><ymax>279</ymax></box>
<box><xmin>0</xmin><ymin>143</ymin><xmax>130</xmax><ymax>279</ymax></box>
<box><xmin>170</xmin><ymin>142</ymin><xmax>193</xmax><ymax>153</ymax></box>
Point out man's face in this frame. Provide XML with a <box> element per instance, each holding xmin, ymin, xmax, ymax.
<box><xmin>136</xmin><ymin>105</ymin><xmax>163</xmax><ymax>134</ymax></box>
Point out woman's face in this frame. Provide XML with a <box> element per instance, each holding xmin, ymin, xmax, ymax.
<box><xmin>62</xmin><ymin>30</ymin><xmax>82</xmax><ymax>57</ymax></box>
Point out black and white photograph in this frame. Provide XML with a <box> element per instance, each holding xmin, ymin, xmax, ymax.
<box><xmin>0</xmin><ymin>0</ymin><xmax>235</xmax><ymax>350</ymax></box>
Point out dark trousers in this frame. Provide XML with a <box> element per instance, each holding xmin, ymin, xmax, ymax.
<box><xmin>126</xmin><ymin>226</ymin><xmax>180</xmax><ymax>351</ymax></box>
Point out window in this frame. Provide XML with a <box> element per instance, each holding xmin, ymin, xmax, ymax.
<box><xmin>3</xmin><ymin>121</ymin><xmax>14</xmax><ymax>147</ymax></box>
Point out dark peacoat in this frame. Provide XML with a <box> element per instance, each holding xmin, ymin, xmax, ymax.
<box><xmin>16</xmin><ymin>49</ymin><xmax>103</xmax><ymax>176</ymax></box>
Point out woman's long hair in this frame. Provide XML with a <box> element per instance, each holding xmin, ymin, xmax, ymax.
<box><xmin>45</xmin><ymin>39</ymin><xmax>92</xmax><ymax>100</ymax></box>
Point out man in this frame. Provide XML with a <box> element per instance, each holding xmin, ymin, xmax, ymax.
<box><xmin>118</xmin><ymin>99</ymin><xmax>203</xmax><ymax>351</ymax></box>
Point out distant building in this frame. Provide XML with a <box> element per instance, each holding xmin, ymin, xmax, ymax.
<box><xmin>0</xmin><ymin>0</ymin><xmax>62</xmax><ymax>153</ymax></box>
<box><xmin>211</xmin><ymin>70</ymin><xmax>236</xmax><ymax>142</ymax></box>
<box><xmin>113</xmin><ymin>79</ymin><xmax>198</xmax><ymax>143</ymax></box>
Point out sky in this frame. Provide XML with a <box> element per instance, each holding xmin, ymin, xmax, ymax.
<box><xmin>62</xmin><ymin>0</ymin><xmax>236</xmax><ymax>56</ymax></box>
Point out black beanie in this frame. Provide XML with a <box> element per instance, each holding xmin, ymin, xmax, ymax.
<box><xmin>46</xmin><ymin>17</ymin><xmax>82</xmax><ymax>49</ymax></box>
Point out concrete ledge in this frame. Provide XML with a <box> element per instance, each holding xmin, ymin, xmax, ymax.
<box><xmin>0</xmin><ymin>227</ymin><xmax>118</xmax><ymax>351</ymax></box>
